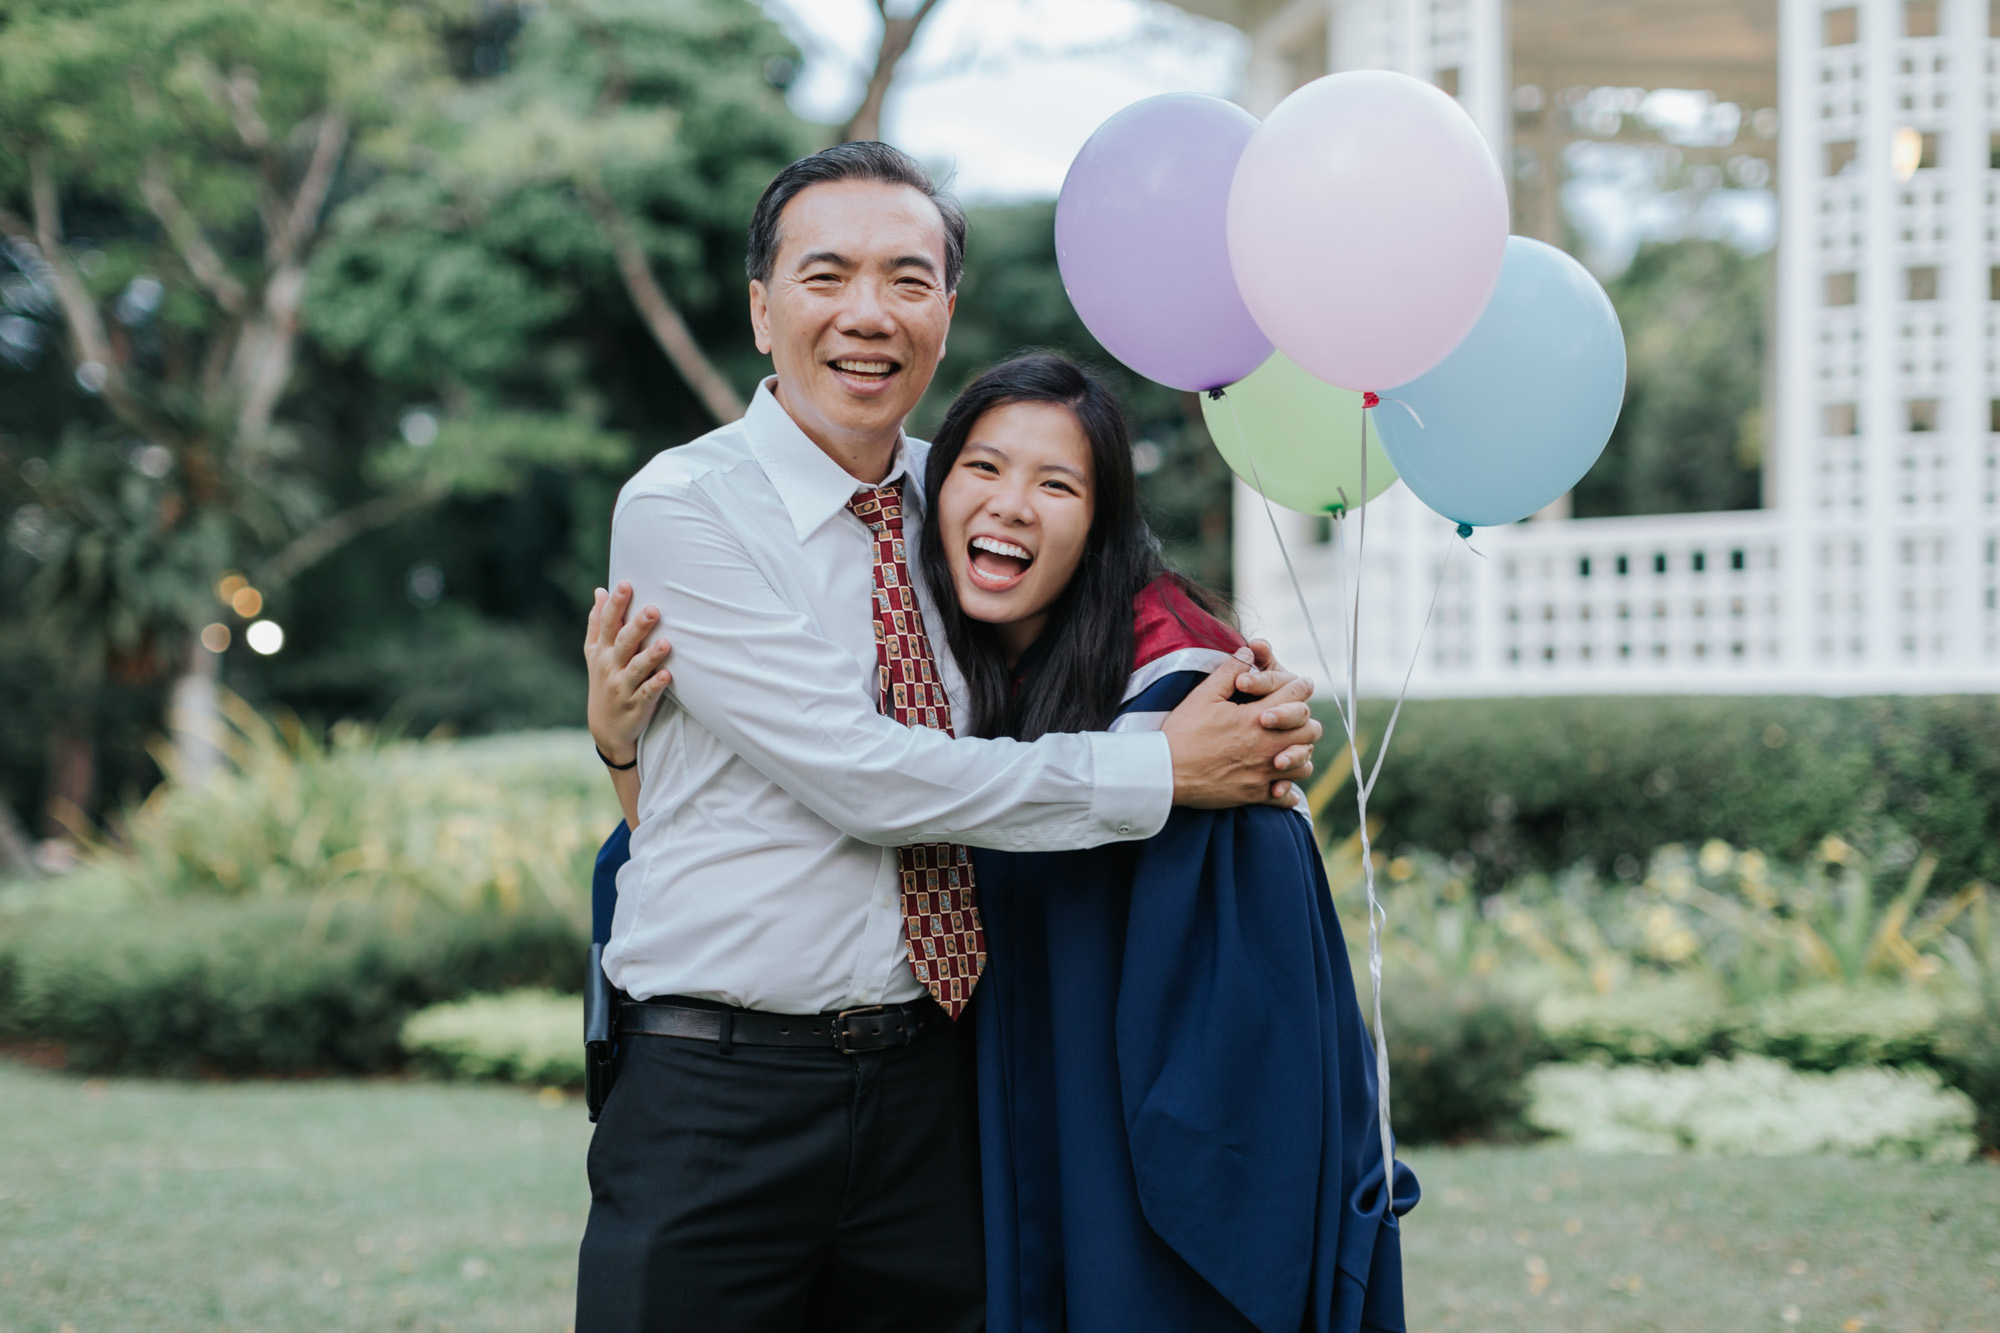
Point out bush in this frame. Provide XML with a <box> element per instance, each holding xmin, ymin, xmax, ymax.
<box><xmin>1938</xmin><ymin>982</ymin><xmax>2000</xmax><ymax>1151</ymax></box>
<box><xmin>0</xmin><ymin>896</ymin><xmax>584</xmax><ymax>1074</ymax></box>
<box><xmin>402</xmin><ymin>990</ymin><xmax>582</xmax><ymax>1087</ymax></box>
<box><xmin>1333</xmin><ymin>695</ymin><xmax>2000</xmax><ymax>890</ymax></box>
<box><xmin>1525</xmin><ymin>1055</ymin><xmax>1979</xmax><ymax>1161</ymax></box>
<box><xmin>83</xmin><ymin>705</ymin><xmax>617</xmax><ymax>917</ymax></box>
<box><xmin>1382</xmin><ymin>974</ymin><xmax>1544</xmax><ymax>1145</ymax></box>
<box><xmin>1734</xmin><ymin>984</ymin><xmax>1970</xmax><ymax>1071</ymax></box>
<box><xmin>1535</xmin><ymin>978</ymin><xmax>1972</xmax><ymax>1072</ymax></box>
<box><xmin>1535</xmin><ymin>976</ymin><xmax>1731</xmax><ymax>1065</ymax></box>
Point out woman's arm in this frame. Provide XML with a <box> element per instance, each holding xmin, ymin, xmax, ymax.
<box><xmin>584</xmin><ymin>582</ymin><xmax>674</xmax><ymax>830</ymax></box>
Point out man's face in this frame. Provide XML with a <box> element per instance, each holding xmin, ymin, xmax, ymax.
<box><xmin>750</xmin><ymin>179</ymin><xmax>956</xmax><ymax>456</ymax></box>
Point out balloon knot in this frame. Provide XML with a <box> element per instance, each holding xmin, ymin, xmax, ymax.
<box><xmin>1362</xmin><ymin>391</ymin><xmax>1381</xmax><ymax>409</ymax></box>
<box><xmin>1327</xmin><ymin>503</ymin><xmax>1347</xmax><ymax>518</ymax></box>
<box><xmin>1206</xmin><ymin>387</ymin><xmax>1226</xmax><ymax>400</ymax></box>
<box><xmin>1455</xmin><ymin>522</ymin><xmax>1473</xmax><ymax>539</ymax></box>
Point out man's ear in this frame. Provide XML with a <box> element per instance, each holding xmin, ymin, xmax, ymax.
<box><xmin>749</xmin><ymin>279</ymin><xmax>773</xmax><ymax>356</ymax></box>
<box><xmin>938</xmin><ymin>288</ymin><xmax>955</xmax><ymax>362</ymax></box>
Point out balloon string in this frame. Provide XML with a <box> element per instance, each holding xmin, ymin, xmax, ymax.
<box><xmin>1364</xmin><ymin>526</ymin><xmax>1461</xmax><ymax>804</ymax></box>
<box><xmin>1214</xmin><ymin>388</ymin><xmax>1353</xmax><ymax>745</ymax></box>
<box><xmin>1342</xmin><ymin>403</ymin><xmax>1396</xmax><ymax>1190</ymax></box>
<box><xmin>1372</xmin><ymin>393</ymin><xmax>1426</xmax><ymax>430</ymax></box>
<box><xmin>1215</xmin><ymin>385</ymin><xmax>1401</xmax><ymax>1198</ymax></box>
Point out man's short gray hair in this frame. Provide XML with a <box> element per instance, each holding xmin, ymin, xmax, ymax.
<box><xmin>744</xmin><ymin>141</ymin><xmax>967</xmax><ymax>293</ymax></box>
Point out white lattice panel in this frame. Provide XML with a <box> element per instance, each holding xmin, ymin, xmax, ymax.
<box><xmin>1890</xmin><ymin>529</ymin><xmax>1954</xmax><ymax>661</ymax></box>
<box><xmin>1225</xmin><ymin>0</ymin><xmax>2000</xmax><ymax>696</ymax></box>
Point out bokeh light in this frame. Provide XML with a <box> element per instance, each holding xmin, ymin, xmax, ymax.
<box><xmin>246</xmin><ymin>620</ymin><xmax>285</xmax><ymax>656</ymax></box>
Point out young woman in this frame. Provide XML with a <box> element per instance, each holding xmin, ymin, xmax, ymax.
<box><xmin>586</xmin><ymin>353</ymin><xmax>1415</xmax><ymax>1333</ymax></box>
<box><xmin>918</xmin><ymin>354</ymin><xmax>1414</xmax><ymax>1333</ymax></box>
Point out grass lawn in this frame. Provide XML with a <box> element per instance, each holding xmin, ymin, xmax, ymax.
<box><xmin>1</xmin><ymin>1061</ymin><xmax>1996</xmax><ymax>1332</ymax></box>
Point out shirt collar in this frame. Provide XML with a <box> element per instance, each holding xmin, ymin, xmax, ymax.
<box><xmin>743</xmin><ymin>376</ymin><xmax>920</xmax><ymax>543</ymax></box>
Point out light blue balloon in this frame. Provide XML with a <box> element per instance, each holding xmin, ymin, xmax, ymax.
<box><xmin>1374</xmin><ymin>236</ymin><xmax>1626</xmax><ymax>529</ymax></box>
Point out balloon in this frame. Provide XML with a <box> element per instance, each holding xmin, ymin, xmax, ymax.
<box><xmin>1373</xmin><ymin>236</ymin><xmax>1626</xmax><ymax>528</ymax></box>
<box><xmin>1056</xmin><ymin>94</ymin><xmax>1272</xmax><ymax>392</ymax></box>
<box><xmin>1226</xmin><ymin>71</ymin><xmax>1509</xmax><ymax>392</ymax></box>
<box><xmin>1200</xmin><ymin>351</ymin><xmax>1397</xmax><ymax>516</ymax></box>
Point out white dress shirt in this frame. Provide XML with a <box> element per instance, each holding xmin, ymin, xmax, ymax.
<box><xmin>603</xmin><ymin>378</ymin><xmax>1175</xmax><ymax>1013</ymax></box>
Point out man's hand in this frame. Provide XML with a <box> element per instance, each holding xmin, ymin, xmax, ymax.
<box><xmin>1161</xmin><ymin>645</ymin><xmax>1322</xmax><ymax>808</ymax></box>
<box><xmin>586</xmin><ymin>581</ymin><xmax>675</xmax><ymax>766</ymax></box>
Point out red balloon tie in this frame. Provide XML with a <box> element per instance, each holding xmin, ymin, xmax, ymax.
<box><xmin>1362</xmin><ymin>391</ymin><xmax>1380</xmax><ymax>408</ymax></box>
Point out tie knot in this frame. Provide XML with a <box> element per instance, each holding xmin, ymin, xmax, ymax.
<box><xmin>847</xmin><ymin>481</ymin><xmax>904</xmax><ymax>534</ymax></box>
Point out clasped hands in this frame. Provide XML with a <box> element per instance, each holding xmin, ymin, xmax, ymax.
<box><xmin>586</xmin><ymin>582</ymin><xmax>1320</xmax><ymax>808</ymax></box>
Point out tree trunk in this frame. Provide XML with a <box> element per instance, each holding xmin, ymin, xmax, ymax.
<box><xmin>168</xmin><ymin>636</ymin><xmax>226</xmax><ymax>789</ymax></box>
<box><xmin>587</xmin><ymin>190</ymin><xmax>746</xmax><ymax>425</ymax></box>
<box><xmin>840</xmin><ymin>0</ymin><xmax>942</xmax><ymax>143</ymax></box>
<box><xmin>0</xmin><ymin>798</ymin><xmax>38</xmax><ymax>878</ymax></box>
<box><xmin>42</xmin><ymin>720</ymin><xmax>95</xmax><ymax>841</ymax></box>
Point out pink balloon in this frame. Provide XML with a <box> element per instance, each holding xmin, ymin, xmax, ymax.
<box><xmin>1226</xmin><ymin>71</ymin><xmax>1509</xmax><ymax>392</ymax></box>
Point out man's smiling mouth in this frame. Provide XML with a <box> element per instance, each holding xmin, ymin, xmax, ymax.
<box><xmin>830</xmin><ymin>357</ymin><xmax>900</xmax><ymax>382</ymax></box>
<box><xmin>968</xmin><ymin>535</ymin><xmax>1032</xmax><ymax>591</ymax></box>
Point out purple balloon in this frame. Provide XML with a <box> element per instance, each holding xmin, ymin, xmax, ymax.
<box><xmin>1055</xmin><ymin>94</ymin><xmax>1273</xmax><ymax>392</ymax></box>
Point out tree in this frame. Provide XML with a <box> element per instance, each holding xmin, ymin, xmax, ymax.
<box><xmin>0</xmin><ymin>0</ymin><xmax>623</xmax><ymax>818</ymax></box>
<box><xmin>1573</xmin><ymin>239</ymin><xmax>1767</xmax><ymax>518</ymax></box>
<box><xmin>304</xmin><ymin>0</ymin><xmax>811</xmax><ymax>463</ymax></box>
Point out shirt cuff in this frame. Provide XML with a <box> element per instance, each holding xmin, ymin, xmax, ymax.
<box><xmin>1087</xmin><ymin>731</ymin><xmax>1173</xmax><ymax>841</ymax></box>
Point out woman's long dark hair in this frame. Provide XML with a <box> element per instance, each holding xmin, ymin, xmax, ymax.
<box><xmin>921</xmin><ymin>353</ymin><xmax>1227</xmax><ymax>741</ymax></box>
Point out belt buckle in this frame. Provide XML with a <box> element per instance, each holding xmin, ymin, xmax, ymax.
<box><xmin>834</xmin><ymin>1004</ymin><xmax>904</xmax><ymax>1055</ymax></box>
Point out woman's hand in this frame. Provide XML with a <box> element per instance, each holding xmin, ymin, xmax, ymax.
<box><xmin>586</xmin><ymin>582</ymin><xmax>674</xmax><ymax>766</ymax></box>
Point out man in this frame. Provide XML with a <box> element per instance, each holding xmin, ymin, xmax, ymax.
<box><xmin>578</xmin><ymin>141</ymin><xmax>1321</xmax><ymax>1333</ymax></box>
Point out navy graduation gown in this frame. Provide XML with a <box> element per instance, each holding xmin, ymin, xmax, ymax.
<box><xmin>976</xmin><ymin>580</ymin><xmax>1417</xmax><ymax>1333</ymax></box>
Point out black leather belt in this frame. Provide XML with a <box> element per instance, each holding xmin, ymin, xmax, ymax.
<box><xmin>618</xmin><ymin>995</ymin><xmax>948</xmax><ymax>1055</ymax></box>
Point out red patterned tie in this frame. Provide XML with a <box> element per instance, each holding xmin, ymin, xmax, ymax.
<box><xmin>846</xmin><ymin>481</ymin><xmax>985</xmax><ymax>1019</ymax></box>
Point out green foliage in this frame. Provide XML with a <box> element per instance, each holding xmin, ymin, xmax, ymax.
<box><xmin>1525</xmin><ymin>1056</ymin><xmax>1978</xmax><ymax>1161</ymax></box>
<box><xmin>1534</xmin><ymin>979</ymin><xmax>1971</xmax><ymax>1070</ymax></box>
<box><xmin>1573</xmin><ymin>239</ymin><xmax>1766</xmax><ymax>517</ymax></box>
<box><xmin>1937</xmin><ymin>981</ymin><xmax>2000</xmax><ymax>1150</ymax></box>
<box><xmin>262</xmin><ymin>607</ymin><xmax>588</xmax><ymax>735</ymax></box>
<box><xmin>1382</xmin><ymin>974</ymin><xmax>1544</xmax><ymax>1145</ymax></box>
<box><xmin>401</xmin><ymin>989</ymin><xmax>582</xmax><ymax>1087</ymax></box>
<box><xmin>307</xmin><ymin>0</ymin><xmax>808</xmax><ymax>412</ymax></box>
<box><xmin>1534</xmin><ymin>976</ymin><xmax>1731</xmax><ymax>1064</ymax></box>
<box><xmin>1348</xmin><ymin>693</ymin><xmax>2000</xmax><ymax>891</ymax></box>
<box><xmin>0</xmin><ymin>0</ymin><xmax>451</xmax><ymax>669</ymax></box>
<box><xmin>1521</xmin><ymin>840</ymin><xmax>1987</xmax><ymax>1003</ymax></box>
<box><xmin>4</xmin><ymin>0</ymin><xmax>811</xmax><ymax>834</ymax></box>
<box><xmin>1737</xmin><ymin>983</ymin><xmax>1971</xmax><ymax>1071</ymax></box>
<box><xmin>0</xmin><ymin>896</ymin><xmax>583</xmax><ymax>1074</ymax></box>
<box><xmin>81</xmin><ymin>705</ymin><xmax>614</xmax><ymax>915</ymax></box>
<box><xmin>363</xmin><ymin>409</ymin><xmax>628</xmax><ymax>499</ymax></box>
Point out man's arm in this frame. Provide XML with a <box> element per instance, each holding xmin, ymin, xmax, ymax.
<box><xmin>610</xmin><ymin>489</ymin><xmax>1315</xmax><ymax>852</ymax></box>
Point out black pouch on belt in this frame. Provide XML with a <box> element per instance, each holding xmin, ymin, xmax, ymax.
<box><xmin>584</xmin><ymin>942</ymin><xmax>619</xmax><ymax>1121</ymax></box>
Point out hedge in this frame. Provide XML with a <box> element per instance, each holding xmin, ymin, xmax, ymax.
<box><xmin>1381</xmin><ymin>973</ymin><xmax>1544</xmax><ymax>1145</ymax></box>
<box><xmin>0</xmin><ymin>896</ymin><xmax>584</xmax><ymax>1075</ymax></box>
<box><xmin>401</xmin><ymin>989</ymin><xmax>583</xmax><ymax>1088</ymax></box>
<box><xmin>1325</xmin><ymin>695</ymin><xmax>2000</xmax><ymax>889</ymax></box>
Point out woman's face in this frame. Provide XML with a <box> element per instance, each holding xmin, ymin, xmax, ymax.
<box><xmin>935</xmin><ymin>400</ymin><xmax>1095</xmax><ymax>663</ymax></box>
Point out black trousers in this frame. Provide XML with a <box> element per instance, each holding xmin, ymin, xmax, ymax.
<box><xmin>575</xmin><ymin>1008</ymin><xmax>985</xmax><ymax>1333</ymax></box>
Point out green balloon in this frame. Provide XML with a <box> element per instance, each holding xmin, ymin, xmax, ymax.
<box><xmin>1201</xmin><ymin>352</ymin><xmax>1398</xmax><ymax>516</ymax></box>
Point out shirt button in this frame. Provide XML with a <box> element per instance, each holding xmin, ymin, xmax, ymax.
<box><xmin>1118</xmin><ymin>824</ymin><xmax>1132</xmax><ymax>835</ymax></box>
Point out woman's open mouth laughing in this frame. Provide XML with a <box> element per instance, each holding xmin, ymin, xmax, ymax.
<box><xmin>967</xmin><ymin>535</ymin><xmax>1034</xmax><ymax>592</ymax></box>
